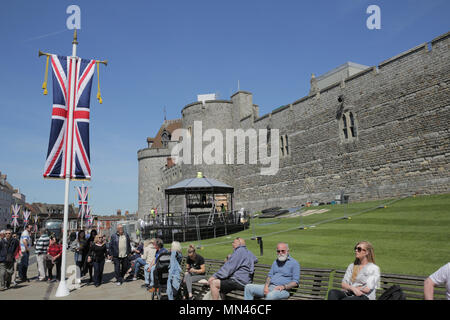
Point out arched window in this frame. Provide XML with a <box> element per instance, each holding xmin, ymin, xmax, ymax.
<box><xmin>279</xmin><ymin>134</ymin><xmax>289</xmax><ymax>157</ymax></box>
<box><xmin>161</xmin><ymin>129</ymin><xmax>171</xmax><ymax>148</ymax></box>
<box><xmin>342</xmin><ymin>114</ymin><xmax>348</xmax><ymax>139</ymax></box>
<box><xmin>340</xmin><ymin>111</ymin><xmax>358</xmax><ymax>142</ymax></box>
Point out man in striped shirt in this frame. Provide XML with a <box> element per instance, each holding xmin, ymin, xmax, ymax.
<box><xmin>35</xmin><ymin>229</ymin><xmax>50</xmax><ymax>281</ymax></box>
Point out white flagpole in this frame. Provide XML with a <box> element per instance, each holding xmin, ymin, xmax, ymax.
<box><xmin>80</xmin><ymin>183</ymin><xmax>84</xmax><ymax>231</ymax></box>
<box><xmin>56</xmin><ymin>29</ymin><xmax>78</xmax><ymax>298</ymax></box>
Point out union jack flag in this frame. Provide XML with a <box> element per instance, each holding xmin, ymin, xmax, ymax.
<box><xmin>43</xmin><ymin>54</ymin><xmax>96</xmax><ymax>180</ymax></box>
<box><xmin>23</xmin><ymin>209</ymin><xmax>31</xmax><ymax>226</ymax></box>
<box><xmin>11</xmin><ymin>204</ymin><xmax>20</xmax><ymax>227</ymax></box>
<box><xmin>77</xmin><ymin>185</ymin><xmax>89</xmax><ymax>218</ymax></box>
<box><xmin>85</xmin><ymin>206</ymin><xmax>93</xmax><ymax>226</ymax></box>
<box><xmin>85</xmin><ymin>205</ymin><xmax>92</xmax><ymax>219</ymax></box>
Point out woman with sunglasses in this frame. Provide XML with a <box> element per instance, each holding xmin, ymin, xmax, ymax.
<box><xmin>328</xmin><ymin>241</ymin><xmax>380</xmax><ymax>300</ymax></box>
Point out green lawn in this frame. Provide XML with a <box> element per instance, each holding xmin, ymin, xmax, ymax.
<box><xmin>181</xmin><ymin>194</ymin><xmax>450</xmax><ymax>277</ymax></box>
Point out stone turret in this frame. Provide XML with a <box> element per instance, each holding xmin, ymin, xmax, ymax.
<box><xmin>231</xmin><ymin>91</ymin><xmax>253</xmax><ymax>127</ymax></box>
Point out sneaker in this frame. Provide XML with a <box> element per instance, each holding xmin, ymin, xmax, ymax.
<box><xmin>132</xmin><ymin>277</ymin><xmax>137</xmax><ymax>281</ymax></box>
<box><xmin>141</xmin><ymin>284</ymin><xmax>149</xmax><ymax>289</ymax></box>
<box><xmin>116</xmin><ymin>282</ymin><xmax>122</xmax><ymax>286</ymax></box>
<box><xmin>189</xmin><ymin>296</ymin><xmax>195</xmax><ymax>300</ymax></box>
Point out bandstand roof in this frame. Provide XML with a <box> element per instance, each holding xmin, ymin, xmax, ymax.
<box><xmin>165</xmin><ymin>177</ymin><xmax>234</xmax><ymax>195</ymax></box>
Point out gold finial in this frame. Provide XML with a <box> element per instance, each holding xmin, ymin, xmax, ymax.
<box><xmin>72</xmin><ymin>29</ymin><xmax>78</xmax><ymax>45</ymax></box>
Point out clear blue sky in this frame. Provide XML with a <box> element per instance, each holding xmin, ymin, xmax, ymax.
<box><xmin>0</xmin><ymin>0</ymin><xmax>448</xmax><ymax>215</ymax></box>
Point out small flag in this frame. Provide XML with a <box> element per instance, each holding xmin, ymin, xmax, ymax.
<box><xmin>77</xmin><ymin>185</ymin><xmax>88</xmax><ymax>218</ymax></box>
<box><xmin>23</xmin><ymin>209</ymin><xmax>31</xmax><ymax>226</ymax></box>
<box><xmin>11</xmin><ymin>204</ymin><xmax>20</xmax><ymax>227</ymax></box>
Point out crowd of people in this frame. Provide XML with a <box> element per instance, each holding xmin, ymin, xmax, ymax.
<box><xmin>0</xmin><ymin>224</ymin><xmax>448</xmax><ymax>300</ymax></box>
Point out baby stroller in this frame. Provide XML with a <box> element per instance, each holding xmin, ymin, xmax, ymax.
<box><xmin>151</xmin><ymin>252</ymin><xmax>171</xmax><ymax>300</ymax></box>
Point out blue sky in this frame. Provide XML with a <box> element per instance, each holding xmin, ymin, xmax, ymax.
<box><xmin>0</xmin><ymin>0</ymin><xmax>448</xmax><ymax>215</ymax></box>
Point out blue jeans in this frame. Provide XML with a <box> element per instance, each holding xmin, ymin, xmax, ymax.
<box><xmin>244</xmin><ymin>284</ymin><xmax>290</xmax><ymax>300</ymax></box>
<box><xmin>144</xmin><ymin>265</ymin><xmax>156</xmax><ymax>286</ymax></box>
<box><xmin>18</xmin><ymin>251</ymin><xmax>29</xmax><ymax>280</ymax></box>
<box><xmin>134</xmin><ymin>258</ymin><xmax>146</xmax><ymax>276</ymax></box>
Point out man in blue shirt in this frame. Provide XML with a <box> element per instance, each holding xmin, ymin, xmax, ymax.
<box><xmin>244</xmin><ymin>242</ymin><xmax>300</xmax><ymax>300</ymax></box>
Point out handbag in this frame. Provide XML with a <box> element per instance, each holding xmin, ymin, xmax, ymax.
<box><xmin>46</xmin><ymin>254</ymin><xmax>54</xmax><ymax>264</ymax></box>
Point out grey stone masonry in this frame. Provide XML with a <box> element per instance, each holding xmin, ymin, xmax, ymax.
<box><xmin>138</xmin><ymin>31</ymin><xmax>450</xmax><ymax>216</ymax></box>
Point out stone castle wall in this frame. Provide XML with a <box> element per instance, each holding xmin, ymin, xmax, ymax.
<box><xmin>138</xmin><ymin>31</ymin><xmax>450</xmax><ymax>217</ymax></box>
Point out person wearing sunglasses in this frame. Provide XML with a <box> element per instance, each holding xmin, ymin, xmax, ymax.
<box><xmin>244</xmin><ymin>242</ymin><xmax>300</xmax><ymax>300</ymax></box>
<box><xmin>328</xmin><ymin>241</ymin><xmax>380</xmax><ymax>300</ymax></box>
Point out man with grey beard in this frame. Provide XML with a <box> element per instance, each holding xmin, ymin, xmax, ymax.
<box><xmin>244</xmin><ymin>242</ymin><xmax>300</xmax><ymax>300</ymax></box>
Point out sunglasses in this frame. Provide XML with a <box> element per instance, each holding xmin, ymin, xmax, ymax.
<box><xmin>277</xmin><ymin>250</ymin><xmax>287</xmax><ymax>253</ymax></box>
<box><xmin>354</xmin><ymin>246</ymin><xmax>366</xmax><ymax>252</ymax></box>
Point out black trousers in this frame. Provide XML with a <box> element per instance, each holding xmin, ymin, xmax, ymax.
<box><xmin>113</xmin><ymin>257</ymin><xmax>129</xmax><ymax>283</ymax></box>
<box><xmin>93</xmin><ymin>260</ymin><xmax>105</xmax><ymax>286</ymax></box>
<box><xmin>46</xmin><ymin>258</ymin><xmax>61</xmax><ymax>280</ymax></box>
<box><xmin>327</xmin><ymin>289</ymin><xmax>370</xmax><ymax>300</ymax></box>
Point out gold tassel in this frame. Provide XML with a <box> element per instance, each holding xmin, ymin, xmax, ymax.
<box><xmin>42</xmin><ymin>55</ymin><xmax>50</xmax><ymax>95</ymax></box>
<box><xmin>96</xmin><ymin>61</ymin><xmax>102</xmax><ymax>104</ymax></box>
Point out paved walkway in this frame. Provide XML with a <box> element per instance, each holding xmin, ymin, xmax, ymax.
<box><xmin>0</xmin><ymin>250</ymin><xmax>152</xmax><ymax>300</ymax></box>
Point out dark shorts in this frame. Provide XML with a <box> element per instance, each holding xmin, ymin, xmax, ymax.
<box><xmin>220</xmin><ymin>278</ymin><xmax>245</xmax><ymax>294</ymax></box>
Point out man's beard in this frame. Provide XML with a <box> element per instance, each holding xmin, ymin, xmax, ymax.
<box><xmin>277</xmin><ymin>254</ymin><xmax>288</xmax><ymax>262</ymax></box>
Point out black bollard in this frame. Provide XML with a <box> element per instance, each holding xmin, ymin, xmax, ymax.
<box><xmin>257</xmin><ymin>236</ymin><xmax>263</xmax><ymax>256</ymax></box>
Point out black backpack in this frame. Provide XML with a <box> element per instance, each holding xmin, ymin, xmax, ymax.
<box><xmin>378</xmin><ymin>285</ymin><xmax>406</xmax><ymax>300</ymax></box>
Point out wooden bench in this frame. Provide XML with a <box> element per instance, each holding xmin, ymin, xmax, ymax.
<box><xmin>185</xmin><ymin>259</ymin><xmax>447</xmax><ymax>300</ymax></box>
<box><xmin>188</xmin><ymin>259</ymin><xmax>332</xmax><ymax>300</ymax></box>
<box><xmin>329</xmin><ymin>269</ymin><xmax>447</xmax><ymax>300</ymax></box>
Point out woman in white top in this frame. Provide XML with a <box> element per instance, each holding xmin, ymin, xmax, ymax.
<box><xmin>328</xmin><ymin>241</ymin><xmax>380</xmax><ymax>300</ymax></box>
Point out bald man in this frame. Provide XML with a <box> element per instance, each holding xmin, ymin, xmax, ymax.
<box><xmin>108</xmin><ymin>224</ymin><xmax>131</xmax><ymax>286</ymax></box>
<box><xmin>244</xmin><ymin>242</ymin><xmax>300</xmax><ymax>300</ymax></box>
<box><xmin>208</xmin><ymin>237</ymin><xmax>258</xmax><ymax>300</ymax></box>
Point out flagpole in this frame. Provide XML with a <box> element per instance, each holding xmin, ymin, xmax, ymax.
<box><xmin>56</xmin><ymin>29</ymin><xmax>78</xmax><ymax>298</ymax></box>
<box><xmin>80</xmin><ymin>183</ymin><xmax>84</xmax><ymax>231</ymax></box>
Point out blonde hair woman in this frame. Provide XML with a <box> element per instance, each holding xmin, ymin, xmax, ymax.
<box><xmin>328</xmin><ymin>241</ymin><xmax>380</xmax><ymax>300</ymax></box>
<box><xmin>87</xmin><ymin>234</ymin><xmax>108</xmax><ymax>287</ymax></box>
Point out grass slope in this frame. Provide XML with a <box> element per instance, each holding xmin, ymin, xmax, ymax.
<box><xmin>181</xmin><ymin>194</ymin><xmax>450</xmax><ymax>276</ymax></box>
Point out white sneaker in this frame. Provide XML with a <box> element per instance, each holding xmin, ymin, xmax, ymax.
<box><xmin>132</xmin><ymin>277</ymin><xmax>137</xmax><ymax>281</ymax></box>
<box><xmin>116</xmin><ymin>282</ymin><xmax>122</xmax><ymax>286</ymax></box>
